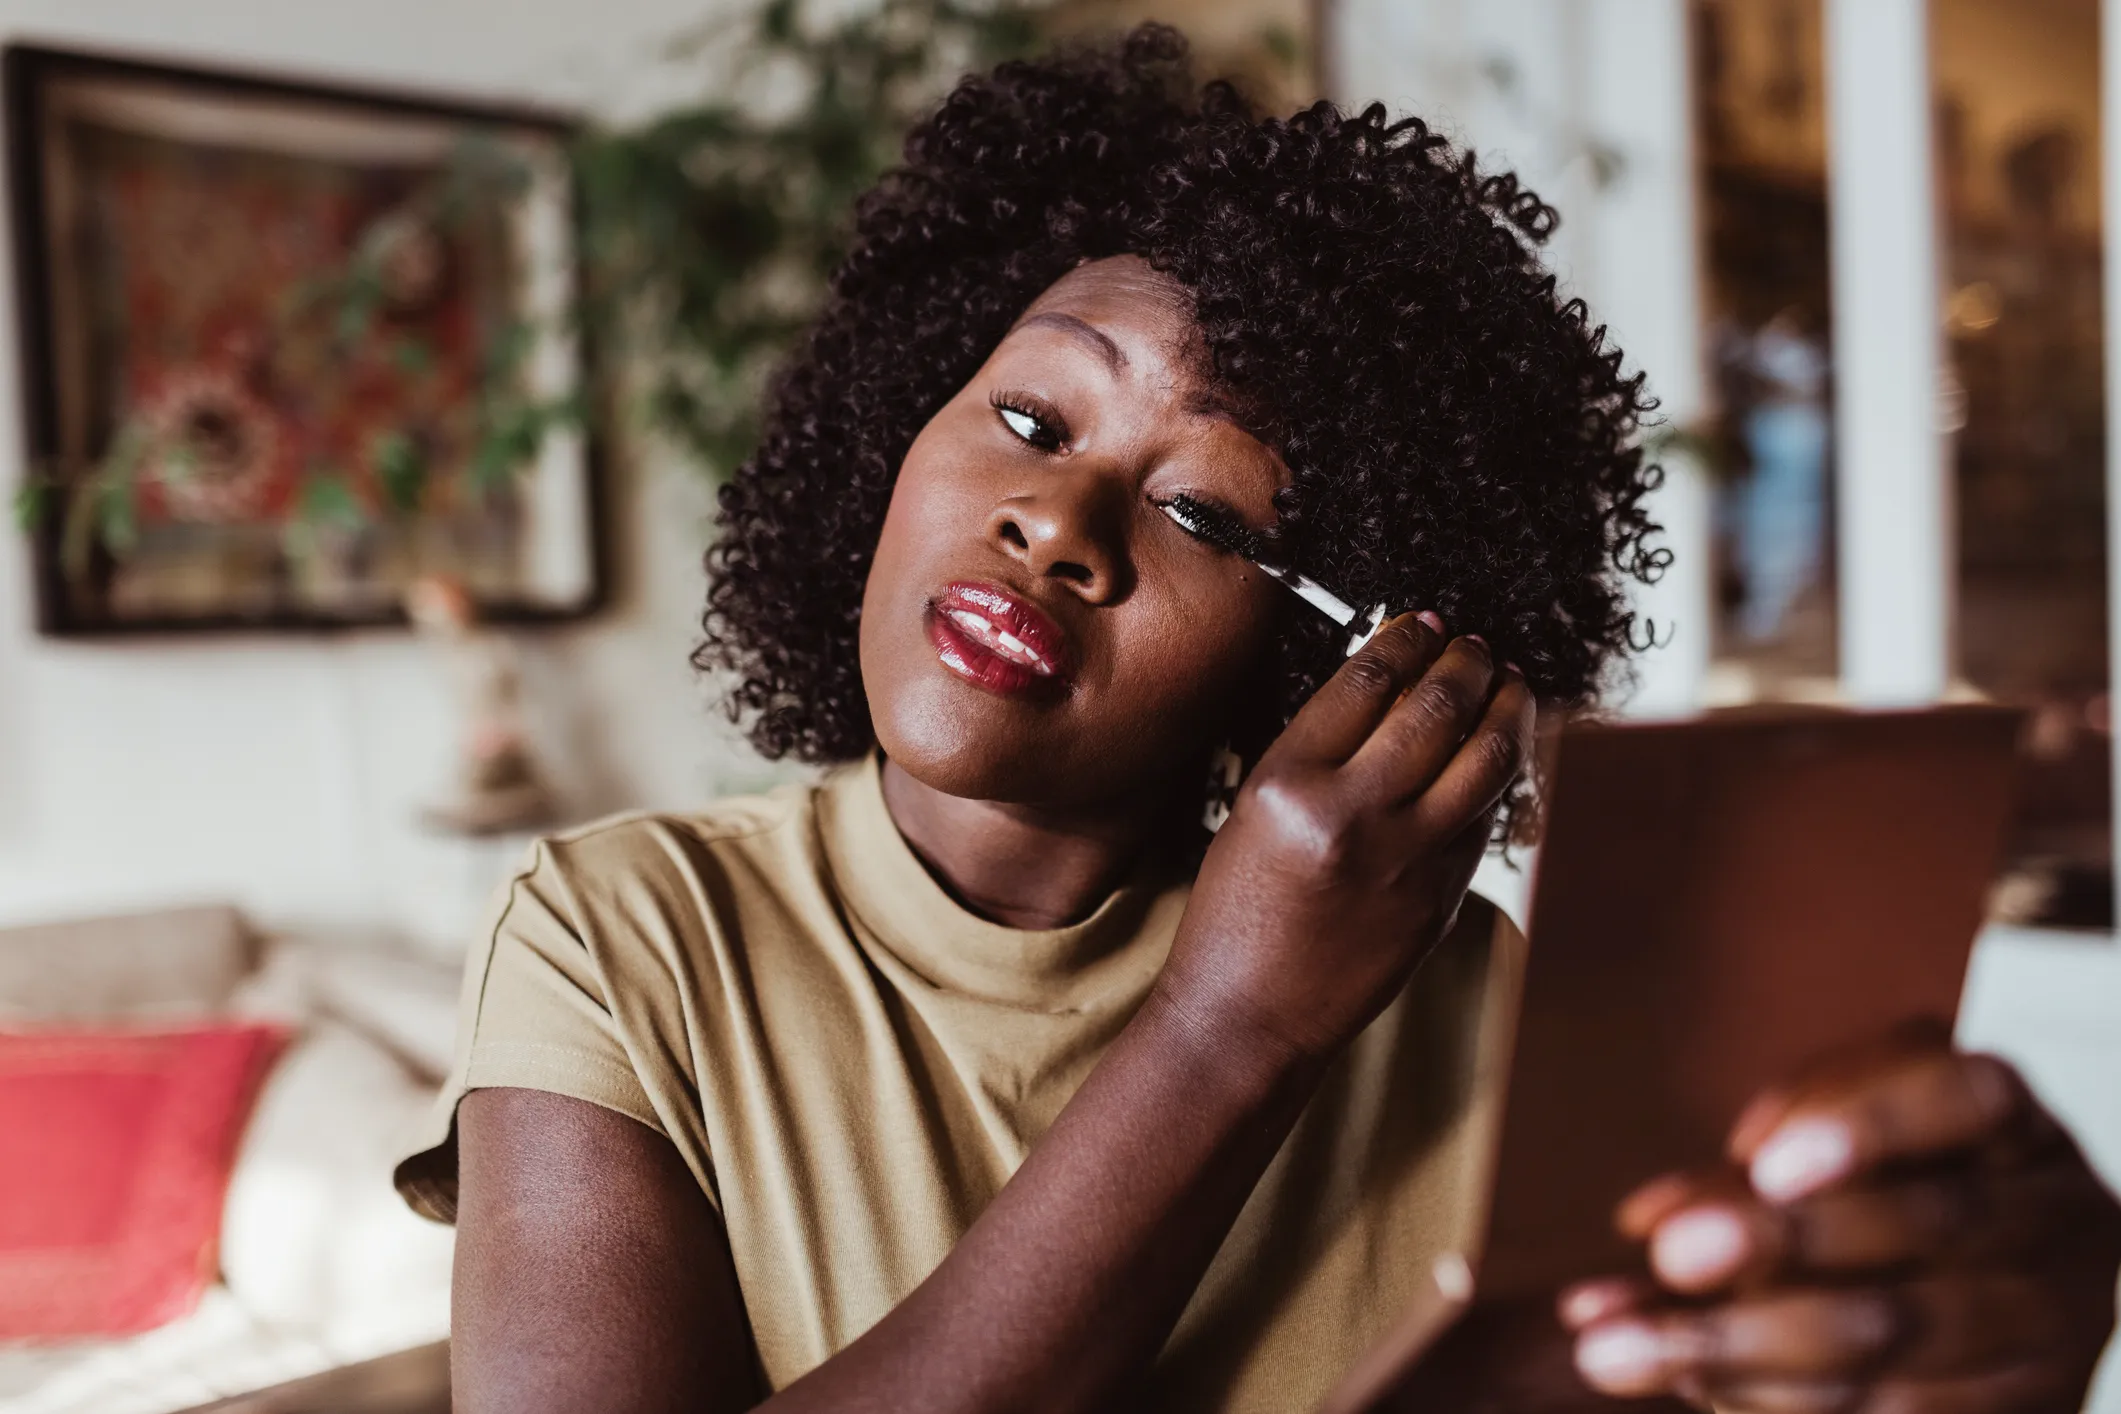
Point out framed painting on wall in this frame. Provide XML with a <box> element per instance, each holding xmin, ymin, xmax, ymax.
<box><xmin>5</xmin><ymin>44</ymin><xmax>606</xmax><ymax>635</ymax></box>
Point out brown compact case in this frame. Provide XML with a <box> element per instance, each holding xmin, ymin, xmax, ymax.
<box><xmin>1322</xmin><ymin>705</ymin><xmax>2026</xmax><ymax>1414</ymax></box>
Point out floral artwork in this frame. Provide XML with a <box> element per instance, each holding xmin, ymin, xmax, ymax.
<box><xmin>98</xmin><ymin>132</ymin><xmax>485</xmax><ymax>524</ymax></box>
<box><xmin>9</xmin><ymin>46</ymin><xmax>602</xmax><ymax>633</ymax></box>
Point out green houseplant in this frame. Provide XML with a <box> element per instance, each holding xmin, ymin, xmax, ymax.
<box><xmin>573</xmin><ymin>0</ymin><xmax>1046</xmax><ymax>477</ymax></box>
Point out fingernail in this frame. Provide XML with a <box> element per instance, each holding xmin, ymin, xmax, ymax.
<box><xmin>1750</xmin><ymin>1117</ymin><xmax>1853</xmax><ymax>1202</ymax></box>
<box><xmin>1617</xmin><ymin>1170</ymin><xmax>1695</xmax><ymax>1232</ymax></box>
<box><xmin>1558</xmin><ymin>1279</ymin><xmax>1633</xmax><ymax>1328</ymax></box>
<box><xmin>1651</xmin><ymin>1206</ymin><xmax>1748</xmax><ymax>1286</ymax></box>
<box><xmin>1575</xmin><ymin>1322</ymin><xmax>1662</xmax><ymax>1390</ymax></box>
<box><xmin>1557</xmin><ymin>1283</ymin><xmax>1604</xmax><ymax>1328</ymax></box>
<box><xmin>1417</xmin><ymin>610</ymin><xmax>1446</xmax><ymax>634</ymax></box>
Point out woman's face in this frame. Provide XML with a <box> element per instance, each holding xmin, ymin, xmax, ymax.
<box><xmin>860</xmin><ymin>255</ymin><xmax>1289</xmax><ymax>809</ymax></box>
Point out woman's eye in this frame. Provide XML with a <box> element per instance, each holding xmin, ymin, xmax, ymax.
<box><xmin>999</xmin><ymin>406</ymin><xmax>1043</xmax><ymax>443</ymax></box>
<box><xmin>993</xmin><ymin>398</ymin><xmax>1065</xmax><ymax>452</ymax></box>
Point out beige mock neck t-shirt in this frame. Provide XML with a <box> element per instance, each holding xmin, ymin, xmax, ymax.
<box><xmin>397</xmin><ymin>756</ymin><xmax>1523</xmax><ymax>1411</ymax></box>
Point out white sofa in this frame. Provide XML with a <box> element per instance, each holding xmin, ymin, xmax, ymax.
<box><xmin>0</xmin><ymin>906</ymin><xmax>457</xmax><ymax>1414</ymax></box>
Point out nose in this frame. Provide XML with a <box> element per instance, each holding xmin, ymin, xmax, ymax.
<box><xmin>988</xmin><ymin>477</ymin><xmax>1130</xmax><ymax>603</ymax></box>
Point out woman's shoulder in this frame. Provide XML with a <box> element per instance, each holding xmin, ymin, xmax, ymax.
<box><xmin>534</xmin><ymin>771</ymin><xmax>832</xmax><ymax>873</ymax></box>
<box><xmin>495</xmin><ymin>768</ymin><xmax>854</xmax><ymax>945</ymax></box>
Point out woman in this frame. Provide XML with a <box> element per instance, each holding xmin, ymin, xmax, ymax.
<box><xmin>398</xmin><ymin>28</ymin><xmax>2121</xmax><ymax>1414</ymax></box>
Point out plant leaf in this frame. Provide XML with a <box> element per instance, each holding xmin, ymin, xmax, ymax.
<box><xmin>11</xmin><ymin>478</ymin><xmax>50</xmax><ymax>531</ymax></box>
<box><xmin>372</xmin><ymin>430</ymin><xmax>428</xmax><ymax>512</ymax></box>
<box><xmin>298</xmin><ymin>469</ymin><xmax>365</xmax><ymax>527</ymax></box>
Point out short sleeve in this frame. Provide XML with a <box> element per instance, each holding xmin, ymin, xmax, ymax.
<box><xmin>394</xmin><ymin>839</ymin><xmax>665</xmax><ymax>1223</ymax></box>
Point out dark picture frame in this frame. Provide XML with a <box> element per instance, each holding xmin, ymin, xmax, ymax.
<box><xmin>6</xmin><ymin>43</ymin><xmax>608</xmax><ymax>636</ymax></box>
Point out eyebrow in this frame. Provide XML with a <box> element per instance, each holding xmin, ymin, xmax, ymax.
<box><xmin>1013</xmin><ymin>311</ymin><xmax>1128</xmax><ymax>371</ymax></box>
<box><xmin>1184</xmin><ymin>385</ymin><xmax>1250</xmax><ymax>426</ymax></box>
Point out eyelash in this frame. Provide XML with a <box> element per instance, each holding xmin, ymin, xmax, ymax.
<box><xmin>990</xmin><ymin>391</ymin><xmax>1068</xmax><ymax>453</ymax></box>
<box><xmin>1155</xmin><ymin>492</ymin><xmax>1273</xmax><ymax>561</ymax></box>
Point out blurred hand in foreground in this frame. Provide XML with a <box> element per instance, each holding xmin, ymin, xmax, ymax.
<box><xmin>1562</xmin><ymin>1030</ymin><xmax>2121</xmax><ymax>1414</ymax></box>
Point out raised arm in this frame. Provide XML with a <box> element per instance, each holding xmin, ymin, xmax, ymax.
<box><xmin>453</xmin><ymin>618</ymin><xmax>1533</xmax><ymax>1414</ymax></box>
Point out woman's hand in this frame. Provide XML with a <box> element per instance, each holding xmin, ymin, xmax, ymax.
<box><xmin>1156</xmin><ymin>612</ymin><xmax>1536</xmax><ymax>1064</ymax></box>
<box><xmin>1563</xmin><ymin>1032</ymin><xmax>2121</xmax><ymax>1414</ymax></box>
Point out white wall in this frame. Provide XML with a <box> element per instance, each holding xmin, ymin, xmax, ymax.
<box><xmin>0</xmin><ymin>0</ymin><xmax>787</xmax><ymax>948</ymax></box>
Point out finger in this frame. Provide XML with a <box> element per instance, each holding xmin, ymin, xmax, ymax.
<box><xmin>1576</xmin><ymin>1289</ymin><xmax>1903</xmax><ymax>1397</ymax></box>
<box><xmin>1650</xmin><ymin>1201</ymin><xmax>1770</xmax><ymax>1293</ymax></box>
<box><xmin>1628</xmin><ymin>1150</ymin><xmax>2114</xmax><ymax>1297</ymax></box>
<box><xmin>1424</xmin><ymin>799</ymin><xmax>1502</xmax><ymax>906</ymax></box>
<box><xmin>1729</xmin><ymin>1022</ymin><xmax>1955</xmax><ymax>1160</ymax></box>
<box><xmin>1441</xmin><ymin>798</ymin><xmax>1504</xmax><ymax>862</ymax></box>
<box><xmin>1399</xmin><ymin>664</ymin><xmax>1533</xmax><ymax>828</ymax></box>
<box><xmin>1745</xmin><ymin>1053</ymin><xmax>2032</xmax><ymax>1204</ymax></box>
<box><xmin>1558</xmin><ymin>1277</ymin><xmax>1657</xmax><ymax>1331</ymax></box>
<box><xmin>1676</xmin><ymin>1162</ymin><xmax>2121</xmax><ymax>1288</ymax></box>
<box><xmin>1272</xmin><ymin>612</ymin><xmax>1446</xmax><ymax>764</ymax></box>
<box><xmin>1346</xmin><ymin>636</ymin><xmax>1501</xmax><ymax>804</ymax></box>
<box><xmin>1862</xmin><ymin>1364</ymin><xmax>2079</xmax><ymax>1414</ymax></box>
<box><xmin>1592</xmin><ymin>1272</ymin><xmax>2075</xmax><ymax>1397</ymax></box>
<box><xmin>1644</xmin><ymin>1169</ymin><xmax>1969</xmax><ymax>1293</ymax></box>
<box><xmin>1621</xmin><ymin>1169</ymin><xmax>1751</xmax><ymax>1241</ymax></box>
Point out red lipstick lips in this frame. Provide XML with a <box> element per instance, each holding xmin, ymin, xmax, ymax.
<box><xmin>927</xmin><ymin>581</ymin><xmax>1072</xmax><ymax>696</ymax></box>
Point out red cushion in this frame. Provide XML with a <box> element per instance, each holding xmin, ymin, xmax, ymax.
<box><xmin>0</xmin><ymin>1025</ymin><xmax>287</xmax><ymax>1339</ymax></box>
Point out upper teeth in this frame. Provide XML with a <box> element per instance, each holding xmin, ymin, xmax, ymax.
<box><xmin>946</xmin><ymin>607</ymin><xmax>1050</xmax><ymax>672</ymax></box>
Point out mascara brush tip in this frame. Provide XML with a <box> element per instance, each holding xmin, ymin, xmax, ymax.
<box><xmin>1158</xmin><ymin>494</ymin><xmax>1268</xmax><ymax>562</ymax></box>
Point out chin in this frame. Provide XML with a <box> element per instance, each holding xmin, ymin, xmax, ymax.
<box><xmin>869</xmin><ymin>673</ymin><xmax>1079</xmax><ymax>805</ymax></box>
<box><xmin>871</xmin><ymin>678</ymin><xmax>1209</xmax><ymax>818</ymax></box>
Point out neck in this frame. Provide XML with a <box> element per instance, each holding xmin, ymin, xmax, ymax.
<box><xmin>878</xmin><ymin>758</ymin><xmax>1185</xmax><ymax>930</ymax></box>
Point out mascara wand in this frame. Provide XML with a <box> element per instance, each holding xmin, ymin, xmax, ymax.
<box><xmin>1159</xmin><ymin>495</ymin><xmax>1389</xmax><ymax>656</ymax></box>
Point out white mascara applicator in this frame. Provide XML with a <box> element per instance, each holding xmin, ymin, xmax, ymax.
<box><xmin>1159</xmin><ymin>495</ymin><xmax>1389</xmax><ymax>656</ymax></box>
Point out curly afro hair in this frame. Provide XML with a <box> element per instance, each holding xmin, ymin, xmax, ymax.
<box><xmin>699</xmin><ymin>23</ymin><xmax>1667</xmax><ymax>824</ymax></box>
